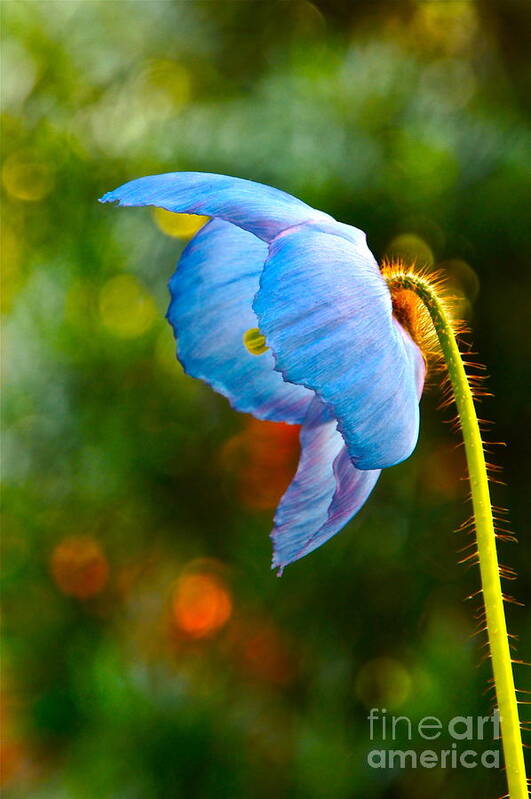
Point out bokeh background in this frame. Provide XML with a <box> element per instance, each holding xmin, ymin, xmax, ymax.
<box><xmin>2</xmin><ymin>1</ymin><xmax>530</xmax><ymax>797</ymax></box>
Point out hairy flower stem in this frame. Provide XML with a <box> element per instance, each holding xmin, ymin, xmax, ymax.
<box><xmin>384</xmin><ymin>272</ymin><xmax>526</xmax><ymax>798</ymax></box>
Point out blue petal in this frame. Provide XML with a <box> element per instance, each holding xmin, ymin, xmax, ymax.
<box><xmin>396</xmin><ymin>321</ymin><xmax>426</xmax><ymax>400</ymax></box>
<box><xmin>254</xmin><ymin>225</ymin><xmax>422</xmax><ymax>470</ymax></box>
<box><xmin>272</xmin><ymin>397</ymin><xmax>381</xmax><ymax>571</ymax></box>
<box><xmin>99</xmin><ymin>172</ymin><xmax>332</xmax><ymax>243</ymax></box>
<box><xmin>167</xmin><ymin>219</ymin><xmax>313</xmax><ymax>422</ymax></box>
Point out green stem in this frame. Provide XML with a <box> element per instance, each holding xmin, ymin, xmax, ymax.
<box><xmin>386</xmin><ymin>273</ymin><xmax>527</xmax><ymax>799</ymax></box>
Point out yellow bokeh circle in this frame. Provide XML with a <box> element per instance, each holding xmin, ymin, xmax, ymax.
<box><xmin>2</xmin><ymin>153</ymin><xmax>54</xmax><ymax>202</ymax></box>
<box><xmin>384</xmin><ymin>233</ymin><xmax>434</xmax><ymax>269</ymax></box>
<box><xmin>142</xmin><ymin>59</ymin><xmax>191</xmax><ymax>108</ymax></box>
<box><xmin>152</xmin><ymin>207</ymin><xmax>209</xmax><ymax>239</ymax></box>
<box><xmin>355</xmin><ymin>656</ymin><xmax>412</xmax><ymax>709</ymax></box>
<box><xmin>99</xmin><ymin>274</ymin><xmax>157</xmax><ymax>338</ymax></box>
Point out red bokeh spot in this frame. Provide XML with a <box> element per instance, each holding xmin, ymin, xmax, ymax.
<box><xmin>50</xmin><ymin>536</ymin><xmax>109</xmax><ymax>599</ymax></box>
<box><xmin>231</xmin><ymin>618</ymin><xmax>296</xmax><ymax>686</ymax></box>
<box><xmin>222</xmin><ymin>417</ymin><xmax>301</xmax><ymax>509</ymax></box>
<box><xmin>0</xmin><ymin>740</ymin><xmax>25</xmax><ymax>788</ymax></box>
<box><xmin>172</xmin><ymin>573</ymin><xmax>232</xmax><ymax>638</ymax></box>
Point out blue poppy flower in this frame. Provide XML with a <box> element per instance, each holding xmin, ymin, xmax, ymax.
<box><xmin>100</xmin><ymin>173</ymin><xmax>425</xmax><ymax>572</ymax></box>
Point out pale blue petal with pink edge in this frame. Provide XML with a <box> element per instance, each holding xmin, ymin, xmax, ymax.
<box><xmin>167</xmin><ymin>218</ymin><xmax>313</xmax><ymax>423</ymax></box>
<box><xmin>397</xmin><ymin>321</ymin><xmax>426</xmax><ymax>399</ymax></box>
<box><xmin>271</xmin><ymin>397</ymin><xmax>381</xmax><ymax>571</ymax></box>
<box><xmin>254</xmin><ymin>224</ymin><xmax>422</xmax><ymax>470</ymax></box>
<box><xmin>272</xmin><ymin>332</ymin><xmax>424</xmax><ymax>570</ymax></box>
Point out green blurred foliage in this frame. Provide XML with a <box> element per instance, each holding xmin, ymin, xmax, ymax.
<box><xmin>1</xmin><ymin>1</ymin><xmax>530</xmax><ymax>797</ymax></box>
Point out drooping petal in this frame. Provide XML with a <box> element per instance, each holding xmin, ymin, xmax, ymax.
<box><xmin>254</xmin><ymin>225</ymin><xmax>422</xmax><ymax>470</ymax></box>
<box><xmin>271</xmin><ymin>397</ymin><xmax>381</xmax><ymax>571</ymax></box>
<box><xmin>272</xmin><ymin>326</ymin><xmax>425</xmax><ymax>570</ymax></box>
<box><xmin>99</xmin><ymin>172</ymin><xmax>332</xmax><ymax>243</ymax></box>
<box><xmin>167</xmin><ymin>218</ymin><xmax>313</xmax><ymax>422</ymax></box>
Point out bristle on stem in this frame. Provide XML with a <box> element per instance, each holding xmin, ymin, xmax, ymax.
<box><xmin>383</xmin><ymin>262</ymin><xmax>527</xmax><ymax>799</ymax></box>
